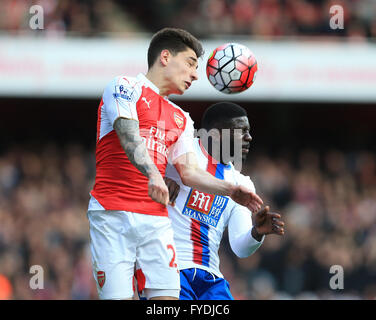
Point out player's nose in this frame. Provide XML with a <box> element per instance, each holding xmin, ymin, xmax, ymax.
<box><xmin>244</xmin><ymin>132</ymin><xmax>252</xmax><ymax>142</ymax></box>
<box><xmin>191</xmin><ymin>68</ymin><xmax>198</xmax><ymax>81</ymax></box>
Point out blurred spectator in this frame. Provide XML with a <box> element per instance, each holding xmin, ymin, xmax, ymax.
<box><xmin>0</xmin><ymin>0</ymin><xmax>375</xmax><ymax>41</ymax></box>
<box><xmin>221</xmin><ymin>147</ymin><xmax>376</xmax><ymax>299</ymax></box>
<box><xmin>0</xmin><ymin>274</ymin><xmax>13</xmax><ymax>299</ymax></box>
<box><xmin>0</xmin><ymin>0</ymin><xmax>144</xmax><ymax>37</ymax></box>
<box><xmin>0</xmin><ymin>144</ymin><xmax>97</xmax><ymax>299</ymax></box>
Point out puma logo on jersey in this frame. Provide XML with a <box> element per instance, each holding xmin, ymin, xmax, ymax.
<box><xmin>142</xmin><ymin>97</ymin><xmax>151</xmax><ymax>109</ymax></box>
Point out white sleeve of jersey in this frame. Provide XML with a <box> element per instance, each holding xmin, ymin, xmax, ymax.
<box><xmin>228</xmin><ymin>204</ymin><xmax>264</xmax><ymax>258</ymax></box>
<box><xmin>233</xmin><ymin>169</ymin><xmax>256</xmax><ymax>192</ymax></box>
<box><xmin>168</xmin><ymin>113</ymin><xmax>195</xmax><ymax>164</ymax></box>
<box><xmin>102</xmin><ymin>76</ymin><xmax>141</xmax><ymax>126</ymax></box>
<box><xmin>228</xmin><ymin>169</ymin><xmax>264</xmax><ymax>258</ymax></box>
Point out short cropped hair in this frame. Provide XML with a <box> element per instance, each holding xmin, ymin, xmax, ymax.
<box><xmin>201</xmin><ymin>102</ymin><xmax>248</xmax><ymax>130</ymax></box>
<box><xmin>147</xmin><ymin>28</ymin><xmax>204</xmax><ymax>69</ymax></box>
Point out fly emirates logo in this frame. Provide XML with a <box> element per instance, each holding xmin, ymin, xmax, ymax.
<box><xmin>141</xmin><ymin>125</ymin><xmax>173</xmax><ymax>164</ymax></box>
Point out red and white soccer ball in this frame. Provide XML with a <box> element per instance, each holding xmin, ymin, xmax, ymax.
<box><xmin>206</xmin><ymin>43</ymin><xmax>258</xmax><ymax>94</ymax></box>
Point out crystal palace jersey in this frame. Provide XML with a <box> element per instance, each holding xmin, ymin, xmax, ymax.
<box><xmin>166</xmin><ymin>138</ymin><xmax>262</xmax><ymax>277</ymax></box>
<box><xmin>89</xmin><ymin>74</ymin><xmax>194</xmax><ymax>216</ymax></box>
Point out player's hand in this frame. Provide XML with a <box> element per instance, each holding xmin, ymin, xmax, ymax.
<box><xmin>253</xmin><ymin>206</ymin><xmax>285</xmax><ymax>236</ymax></box>
<box><xmin>148</xmin><ymin>173</ymin><xmax>169</xmax><ymax>206</ymax></box>
<box><xmin>164</xmin><ymin>177</ymin><xmax>180</xmax><ymax>206</ymax></box>
<box><xmin>229</xmin><ymin>184</ymin><xmax>263</xmax><ymax>213</ymax></box>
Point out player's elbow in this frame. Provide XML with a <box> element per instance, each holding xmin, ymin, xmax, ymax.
<box><xmin>180</xmin><ymin>174</ymin><xmax>195</xmax><ymax>188</ymax></box>
<box><xmin>178</xmin><ymin>166</ymin><xmax>197</xmax><ymax>188</ymax></box>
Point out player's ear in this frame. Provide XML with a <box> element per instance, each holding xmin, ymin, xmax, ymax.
<box><xmin>160</xmin><ymin>49</ymin><xmax>171</xmax><ymax>66</ymax></box>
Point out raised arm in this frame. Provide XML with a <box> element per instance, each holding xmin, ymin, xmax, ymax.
<box><xmin>114</xmin><ymin>117</ymin><xmax>169</xmax><ymax>206</ymax></box>
<box><xmin>173</xmin><ymin>152</ymin><xmax>263</xmax><ymax>212</ymax></box>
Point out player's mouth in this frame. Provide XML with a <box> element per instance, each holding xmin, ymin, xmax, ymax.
<box><xmin>242</xmin><ymin>145</ymin><xmax>250</xmax><ymax>154</ymax></box>
<box><xmin>184</xmin><ymin>81</ymin><xmax>191</xmax><ymax>89</ymax></box>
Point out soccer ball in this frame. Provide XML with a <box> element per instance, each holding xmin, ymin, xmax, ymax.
<box><xmin>206</xmin><ymin>43</ymin><xmax>258</xmax><ymax>94</ymax></box>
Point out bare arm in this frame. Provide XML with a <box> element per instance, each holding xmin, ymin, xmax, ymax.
<box><xmin>174</xmin><ymin>152</ymin><xmax>234</xmax><ymax>195</ymax></box>
<box><xmin>173</xmin><ymin>152</ymin><xmax>263</xmax><ymax>212</ymax></box>
<box><xmin>114</xmin><ymin>117</ymin><xmax>169</xmax><ymax>206</ymax></box>
<box><xmin>114</xmin><ymin>117</ymin><xmax>158</xmax><ymax>177</ymax></box>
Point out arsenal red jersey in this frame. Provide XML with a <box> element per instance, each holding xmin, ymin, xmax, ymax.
<box><xmin>89</xmin><ymin>74</ymin><xmax>195</xmax><ymax>216</ymax></box>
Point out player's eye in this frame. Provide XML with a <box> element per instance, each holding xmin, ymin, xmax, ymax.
<box><xmin>232</xmin><ymin>129</ymin><xmax>243</xmax><ymax>136</ymax></box>
<box><xmin>187</xmin><ymin>59</ymin><xmax>197</xmax><ymax>68</ymax></box>
<box><xmin>243</xmin><ymin>129</ymin><xmax>251</xmax><ymax>136</ymax></box>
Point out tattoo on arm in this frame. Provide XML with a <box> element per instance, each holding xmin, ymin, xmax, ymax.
<box><xmin>114</xmin><ymin>118</ymin><xmax>159</xmax><ymax>178</ymax></box>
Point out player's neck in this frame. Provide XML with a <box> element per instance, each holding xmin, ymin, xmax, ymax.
<box><xmin>145</xmin><ymin>69</ymin><xmax>170</xmax><ymax>97</ymax></box>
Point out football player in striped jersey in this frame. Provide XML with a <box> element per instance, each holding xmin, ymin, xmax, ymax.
<box><xmin>165</xmin><ymin>102</ymin><xmax>285</xmax><ymax>300</ymax></box>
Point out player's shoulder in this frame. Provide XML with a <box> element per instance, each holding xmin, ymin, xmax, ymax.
<box><xmin>232</xmin><ymin>168</ymin><xmax>256</xmax><ymax>193</ymax></box>
<box><xmin>103</xmin><ymin>75</ymin><xmax>142</xmax><ymax>102</ymax></box>
<box><xmin>106</xmin><ymin>75</ymin><xmax>140</xmax><ymax>88</ymax></box>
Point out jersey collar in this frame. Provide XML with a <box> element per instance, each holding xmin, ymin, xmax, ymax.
<box><xmin>137</xmin><ymin>73</ymin><xmax>160</xmax><ymax>94</ymax></box>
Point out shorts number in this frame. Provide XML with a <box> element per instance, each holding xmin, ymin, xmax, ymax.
<box><xmin>167</xmin><ymin>244</ymin><xmax>177</xmax><ymax>268</ymax></box>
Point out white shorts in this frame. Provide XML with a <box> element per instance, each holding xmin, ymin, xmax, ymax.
<box><xmin>87</xmin><ymin>210</ymin><xmax>180</xmax><ymax>300</ymax></box>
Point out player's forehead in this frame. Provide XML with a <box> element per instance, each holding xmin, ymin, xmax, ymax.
<box><xmin>177</xmin><ymin>48</ymin><xmax>198</xmax><ymax>64</ymax></box>
<box><xmin>229</xmin><ymin>116</ymin><xmax>250</xmax><ymax>129</ymax></box>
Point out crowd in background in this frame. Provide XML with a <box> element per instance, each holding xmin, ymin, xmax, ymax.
<box><xmin>0</xmin><ymin>0</ymin><xmax>375</xmax><ymax>41</ymax></box>
<box><xmin>0</xmin><ymin>142</ymin><xmax>375</xmax><ymax>299</ymax></box>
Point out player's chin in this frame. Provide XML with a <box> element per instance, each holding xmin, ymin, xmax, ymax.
<box><xmin>173</xmin><ymin>82</ymin><xmax>186</xmax><ymax>94</ymax></box>
<box><xmin>174</xmin><ymin>87</ymin><xmax>185</xmax><ymax>95</ymax></box>
<box><xmin>181</xmin><ymin>83</ymin><xmax>190</xmax><ymax>93</ymax></box>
